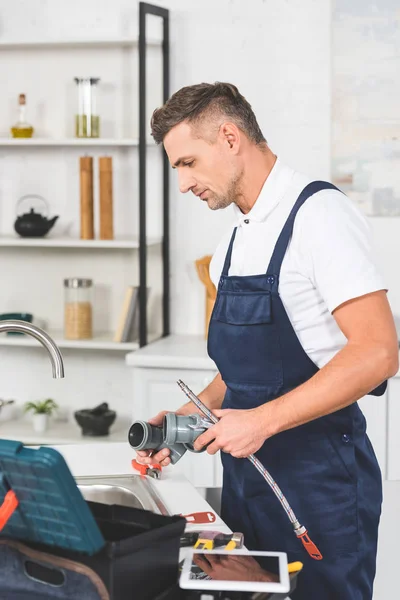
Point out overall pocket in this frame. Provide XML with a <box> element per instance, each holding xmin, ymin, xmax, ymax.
<box><xmin>208</xmin><ymin>290</ymin><xmax>283</xmax><ymax>385</ymax></box>
<box><xmin>213</xmin><ymin>290</ymin><xmax>272</xmax><ymax>325</ymax></box>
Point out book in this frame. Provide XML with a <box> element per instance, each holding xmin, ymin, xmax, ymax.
<box><xmin>121</xmin><ymin>287</ymin><xmax>139</xmax><ymax>342</ymax></box>
<box><xmin>123</xmin><ymin>286</ymin><xmax>150</xmax><ymax>342</ymax></box>
<box><xmin>114</xmin><ymin>286</ymin><xmax>150</xmax><ymax>343</ymax></box>
<box><xmin>113</xmin><ymin>286</ymin><xmax>135</xmax><ymax>343</ymax></box>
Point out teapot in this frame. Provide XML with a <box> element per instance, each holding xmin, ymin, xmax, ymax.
<box><xmin>14</xmin><ymin>194</ymin><xmax>59</xmax><ymax>238</ymax></box>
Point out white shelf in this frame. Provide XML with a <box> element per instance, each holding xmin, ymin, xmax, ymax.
<box><xmin>0</xmin><ymin>138</ymin><xmax>149</xmax><ymax>147</ymax></box>
<box><xmin>0</xmin><ymin>37</ymin><xmax>161</xmax><ymax>50</ymax></box>
<box><xmin>0</xmin><ymin>235</ymin><xmax>162</xmax><ymax>249</ymax></box>
<box><xmin>0</xmin><ymin>330</ymin><xmax>160</xmax><ymax>351</ymax></box>
<box><xmin>0</xmin><ymin>418</ymin><xmax>131</xmax><ymax>445</ymax></box>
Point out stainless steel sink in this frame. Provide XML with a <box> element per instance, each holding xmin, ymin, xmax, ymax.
<box><xmin>75</xmin><ymin>474</ymin><xmax>169</xmax><ymax>516</ymax></box>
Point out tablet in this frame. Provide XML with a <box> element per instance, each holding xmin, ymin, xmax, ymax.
<box><xmin>179</xmin><ymin>549</ymin><xmax>290</xmax><ymax>594</ymax></box>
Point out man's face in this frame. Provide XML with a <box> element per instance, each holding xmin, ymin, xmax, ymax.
<box><xmin>164</xmin><ymin>121</ymin><xmax>243</xmax><ymax>210</ymax></box>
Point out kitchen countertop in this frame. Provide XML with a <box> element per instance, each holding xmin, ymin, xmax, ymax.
<box><xmin>0</xmin><ymin>418</ymin><xmax>131</xmax><ymax>445</ymax></box>
<box><xmin>126</xmin><ymin>334</ymin><xmax>216</xmax><ymax>370</ymax></box>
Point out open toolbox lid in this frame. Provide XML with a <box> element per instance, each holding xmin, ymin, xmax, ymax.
<box><xmin>0</xmin><ymin>440</ymin><xmax>105</xmax><ymax>555</ymax></box>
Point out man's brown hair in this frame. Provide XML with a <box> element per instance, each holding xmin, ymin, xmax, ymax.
<box><xmin>151</xmin><ymin>82</ymin><xmax>266</xmax><ymax>146</ymax></box>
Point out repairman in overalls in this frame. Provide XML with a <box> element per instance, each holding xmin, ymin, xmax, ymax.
<box><xmin>136</xmin><ymin>82</ymin><xmax>399</xmax><ymax>600</ymax></box>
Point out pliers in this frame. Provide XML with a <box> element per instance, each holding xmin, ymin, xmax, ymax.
<box><xmin>131</xmin><ymin>459</ymin><xmax>162</xmax><ymax>479</ymax></box>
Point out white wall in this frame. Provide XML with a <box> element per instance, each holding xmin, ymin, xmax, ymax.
<box><xmin>0</xmin><ymin>0</ymin><xmax>332</xmax><ymax>420</ymax></box>
<box><xmin>167</xmin><ymin>0</ymin><xmax>332</xmax><ymax>334</ymax></box>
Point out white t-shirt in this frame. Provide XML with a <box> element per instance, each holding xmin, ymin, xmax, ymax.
<box><xmin>209</xmin><ymin>158</ymin><xmax>386</xmax><ymax>368</ymax></box>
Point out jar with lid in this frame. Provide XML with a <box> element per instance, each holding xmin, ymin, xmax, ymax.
<box><xmin>74</xmin><ymin>77</ymin><xmax>100</xmax><ymax>138</ymax></box>
<box><xmin>64</xmin><ymin>278</ymin><xmax>93</xmax><ymax>340</ymax></box>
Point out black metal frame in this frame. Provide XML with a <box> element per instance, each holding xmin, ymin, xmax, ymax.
<box><xmin>138</xmin><ymin>2</ymin><xmax>170</xmax><ymax>347</ymax></box>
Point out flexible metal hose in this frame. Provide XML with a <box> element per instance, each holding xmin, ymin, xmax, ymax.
<box><xmin>177</xmin><ymin>379</ymin><xmax>322</xmax><ymax>560</ymax></box>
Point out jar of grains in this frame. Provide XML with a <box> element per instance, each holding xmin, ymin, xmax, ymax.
<box><xmin>64</xmin><ymin>278</ymin><xmax>93</xmax><ymax>340</ymax></box>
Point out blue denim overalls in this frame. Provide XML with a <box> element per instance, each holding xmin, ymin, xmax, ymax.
<box><xmin>207</xmin><ymin>182</ymin><xmax>386</xmax><ymax>600</ymax></box>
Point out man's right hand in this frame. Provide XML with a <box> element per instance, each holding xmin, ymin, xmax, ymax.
<box><xmin>135</xmin><ymin>410</ymin><xmax>171</xmax><ymax>467</ymax></box>
<box><xmin>134</xmin><ymin>400</ymin><xmax>210</xmax><ymax>468</ymax></box>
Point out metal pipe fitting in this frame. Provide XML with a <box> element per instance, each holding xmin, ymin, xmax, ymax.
<box><xmin>128</xmin><ymin>420</ymin><xmax>187</xmax><ymax>464</ymax></box>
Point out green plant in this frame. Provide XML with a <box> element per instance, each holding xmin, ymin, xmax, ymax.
<box><xmin>23</xmin><ymin>398</ymin><xmax>58</xmax><ymax>416</ymax></box>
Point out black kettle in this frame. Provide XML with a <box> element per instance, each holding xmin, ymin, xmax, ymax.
<box><xmin>14</xmin><ymin>194</ymin><xmax>59</xmax><ymax>238</ymax></box>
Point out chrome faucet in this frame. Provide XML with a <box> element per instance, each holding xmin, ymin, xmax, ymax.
<box><xmin>0</xmin><ymin>320</ymin><xmax>64</xmax><ymax>378</ymax></box>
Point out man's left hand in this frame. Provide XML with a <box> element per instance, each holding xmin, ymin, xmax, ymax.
<box><xmin>193</xmin><ymin>407</ymin><xmax>269</xmax><ymax>458</ymax></box>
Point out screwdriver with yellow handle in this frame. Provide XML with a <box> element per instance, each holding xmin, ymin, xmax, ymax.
<box><xmin>288</xmin><ymin>561</ymin><xmax>303</xmax><ymax>574</ymax></box>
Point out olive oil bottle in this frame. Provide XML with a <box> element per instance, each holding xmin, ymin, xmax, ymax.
<box><xmin>11</xmin><ymin>93</ymin><xmax>34</xmax><ymax>138</ymax></box>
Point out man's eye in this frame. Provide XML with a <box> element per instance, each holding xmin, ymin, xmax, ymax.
<box><xmin>184</xmin><ymin>161</ymin><xmax>194</xmax><ymax>167</ymax></box>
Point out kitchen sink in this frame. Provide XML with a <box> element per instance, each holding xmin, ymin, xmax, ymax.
<box><xmin>75</xmin><ymin>474</ymin><xmax>170</xmax><ymax>516</ymax></box>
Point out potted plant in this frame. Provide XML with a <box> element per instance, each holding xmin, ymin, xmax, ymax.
<box><xmin>23</xmin><ymin>398</ymin><xmax>58</xmax><ymax>433</ymax></box>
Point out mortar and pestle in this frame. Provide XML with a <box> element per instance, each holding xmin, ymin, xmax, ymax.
<box><xmin>74</xmin><ymin>402</ymin><xmax>116</xmax><ymax>436</ymax></box>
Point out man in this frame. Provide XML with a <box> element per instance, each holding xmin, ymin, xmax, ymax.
<box><xmin>135</xmin><ymin>82</ymin><xmax>399</xmax><ymax>599</ymax></box>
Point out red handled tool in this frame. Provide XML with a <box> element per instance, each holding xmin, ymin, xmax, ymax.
<box><xmin>131</xmin><ymin>459</ymin><xmax>162</xmax><ymax>480</ymax></box>
<box><xmin>180</xmin><ymin>511</ymin><xmax>216</xmax><ymax>524</ymax></box>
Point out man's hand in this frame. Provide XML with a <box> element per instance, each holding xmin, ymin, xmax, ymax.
<box><xmin>193</xmin><ymin>553</ymin><xmax>278</xmax><ymax>583</ymax></box>
<box><xmin>193</xmin><ymin>407</ymin><xmax>270</xmax><ymax>458</ymax></box>
<box><xmin>135</xmin><ymin>410</ymin><xmax>172</xmax><ymax>467</ymax></box>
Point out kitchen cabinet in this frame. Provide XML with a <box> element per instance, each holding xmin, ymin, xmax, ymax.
<box><xmin>126</xmin><ymin>334</ymin><xmax>220</xmax><ymax>489</ymax></box>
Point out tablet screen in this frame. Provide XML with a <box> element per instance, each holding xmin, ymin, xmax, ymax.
<box><xmin>188</xmin><ymin>552</ymin><xmax>282</xmax><ymax>584</ymax></box>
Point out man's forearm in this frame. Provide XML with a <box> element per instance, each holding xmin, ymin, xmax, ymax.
<box><xmin>179</xmin><ymin>372</ymin><xmax>226</xmax><ymax>415</ymax></box>
<box><xmin>261</xmin><ymin>341</ymin><xmax>398</xmax><ymax>437</ymax></box>
<box><xmin>199</xmin><ymin>372</ymin><xmax>226</xmax><ymax>409</ymax></box>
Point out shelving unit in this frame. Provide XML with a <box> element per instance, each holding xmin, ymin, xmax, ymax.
<box><xmin>0</xmin><ymin>1</ymin><xmax>170</xmax><ymax>352</ymax></box>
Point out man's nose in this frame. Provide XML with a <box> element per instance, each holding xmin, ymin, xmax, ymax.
<box><xmin>178</xmin><ymin>171</ymin><xmax>195</xmax><ymax>194</ymax></box>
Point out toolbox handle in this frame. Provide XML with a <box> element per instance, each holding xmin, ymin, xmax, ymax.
<box><xmin>24</xmin><ymin>559</ymin><xmax>65</xmax><ymax>586</ymax></box>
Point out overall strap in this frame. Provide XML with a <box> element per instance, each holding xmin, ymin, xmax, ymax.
<box><xmin>266</xmin><ymin>181</ymin><xmax>341</xmax><ymax>277</ymax></box>
<box><xmin>221</xmin><ymin>227</ymin><xmax>238</xmax><ymax>277</ymax></box>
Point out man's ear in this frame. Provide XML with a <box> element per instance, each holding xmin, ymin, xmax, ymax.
<box><xmin>220</xmin><ymin>122</ymin><xmax>240</xmax><ymax>153</ymax></box>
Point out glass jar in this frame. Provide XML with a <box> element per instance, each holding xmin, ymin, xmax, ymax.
<box><xmin>74</xmin><ymin>77</ymin><xmax>100</xmax><ymax>138</ymax></box>
<box><xmin>64</xmin><ymin>278</ymin><xmax>93</xmax><ymax>340</ymax></box>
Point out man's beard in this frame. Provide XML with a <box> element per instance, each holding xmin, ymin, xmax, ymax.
<box><xmin>207</xmin><ymin>169</ymin><xmax>244</xmax><ymax>211</ymax></box>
